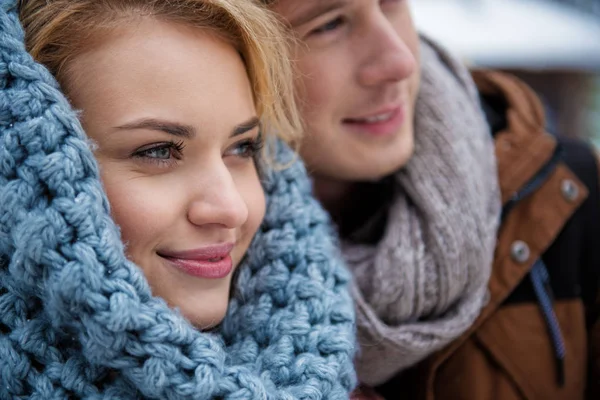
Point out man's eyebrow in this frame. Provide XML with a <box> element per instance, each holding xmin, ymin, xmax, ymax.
<box><xmin>232</xmin><ymin>116</ymin><xmax>260</xmax><ymax>137</ymax></box>
<box><xmin>114</xmin><ymin>118</ymin><xmax>196</xmax><ymax>139</ymax></box>
<box><xmin>289</xmin><ymin>0</ymin><xmax>349</xmax><ymax>27</ymax></box>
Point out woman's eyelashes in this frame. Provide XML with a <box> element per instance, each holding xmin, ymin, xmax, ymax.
<box><xmin>130</xmin><ymin>134</ymin><xmax>263</xmax><ymax>167</ymax></box>
<box><xmin>225</xmin><ymin>134</ymin><xmax>264</xmax><ymax>159</ymax></box>
<box><xmin>132</xmin><ymin>140</ymin><xmax>185</xmax><ymax>167</ymax></box>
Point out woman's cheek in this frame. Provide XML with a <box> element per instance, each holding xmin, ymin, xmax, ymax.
<box><xmin>99</xmin><ymin>163</ymin><xmax>175</xmax><ymax>253</ymax></box>
<box><xmin>235</xmin><ymin>164</ymin><xmax>266</xmax><ymax>251</ymax></box>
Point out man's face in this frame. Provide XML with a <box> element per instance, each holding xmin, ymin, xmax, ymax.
<box><xmin>271</xmin><ymin>0</ymin><xmax>421</xmax><ymax>182</ymax></box>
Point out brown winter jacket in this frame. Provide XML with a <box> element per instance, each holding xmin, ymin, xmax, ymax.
<box><xmin>373</xmin><ymin>70</ymin><xmax>600</xmax><ymax>400</ymax></box>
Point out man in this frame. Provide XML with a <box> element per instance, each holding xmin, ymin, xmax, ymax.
<box><xmin>264</xmin><ymin>1</ymin><xmax>600</xmax><ymax>399</ymax></box>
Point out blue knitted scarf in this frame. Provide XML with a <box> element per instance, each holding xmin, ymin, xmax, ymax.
<box><xmin>0</xmin><ymin>1</ymin><xmax>356</xmax><ymax>398</ymax></box>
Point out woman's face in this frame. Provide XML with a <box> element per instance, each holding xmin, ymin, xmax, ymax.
<box><xmin>66</xmin><ymin>19</ymin><xmax>265</xmax><ymax>329</ymax></box>
<box><xmin>271</xmin><ymin>0</ymin><xmax>421</xmax><ymax>182</ymax></box>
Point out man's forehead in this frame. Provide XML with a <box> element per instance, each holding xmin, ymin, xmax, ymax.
<box><xmin>273</xmin><ymin>0</ymin><xmax>350</xmax><ymax>26</ymax></box>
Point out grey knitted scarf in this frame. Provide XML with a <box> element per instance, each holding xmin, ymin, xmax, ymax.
<box><xmin>344</xmin><ymin>38</ymin><xmax>501</xmax><ymax>386</ymax></box>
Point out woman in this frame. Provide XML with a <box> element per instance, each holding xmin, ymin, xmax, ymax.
<box><xmin>0</xmin><ymin>0</ymin><xmax>356</xmax><ymax>397</ymax></box>
<box><xmin>264</xmin><ymin>1</ymin><xmax>600</xmax><ymax>399</ymax></box>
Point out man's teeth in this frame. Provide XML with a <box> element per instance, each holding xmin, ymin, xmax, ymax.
<box><xmin>358</xmin><ymin>112</ymin><xmax>394</xmax><ymax>123</ymax></box>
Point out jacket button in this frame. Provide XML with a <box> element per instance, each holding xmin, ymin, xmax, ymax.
<box><xmin>561</xmin><ymin>179</ymin><xmax>579</xmax><ymax>202</ymax></box>
<box><xmin>510</xmin><ymin>241</ymin><xmax>530</xmax><ymax>263</ymax></box>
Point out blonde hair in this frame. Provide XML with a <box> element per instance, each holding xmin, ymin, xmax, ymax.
<box><xmin>19</xmin><ymin>0</ymin><xmax>302</xmax><ymax>152</ymax></box>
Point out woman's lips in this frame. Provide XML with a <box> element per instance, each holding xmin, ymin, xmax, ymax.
<box><xmin>158</xmin><ymin>243</ymin><xmax>234</xmax><ymax>279</ymax></box>
<box><xmin>343</xmin><ymin>106</ymin><xmax>405</xmax><ymax>137</ymax></box>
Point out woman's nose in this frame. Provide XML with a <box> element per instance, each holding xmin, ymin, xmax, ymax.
<box><xmin>187</xmin><ymin>168</ymin><xmax>249</xmax><ymax>229</ymax></box>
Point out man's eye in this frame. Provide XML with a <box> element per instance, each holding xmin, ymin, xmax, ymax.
<box><xmin>311</xmin><ymin>17</ymin><xmax>345</xmax><ymax>35</ymax></box>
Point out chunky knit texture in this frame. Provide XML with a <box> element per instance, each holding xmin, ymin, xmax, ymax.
<box><xmin>0</xmin><ymin>1</ymin><xmax>356</xmax><ymax>398</ymax></box>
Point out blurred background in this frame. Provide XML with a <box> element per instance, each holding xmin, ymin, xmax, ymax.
<box><xmin>410</xmin><ymin>0</ymin><xmax>600</xmax><ymax>148</ymax></box>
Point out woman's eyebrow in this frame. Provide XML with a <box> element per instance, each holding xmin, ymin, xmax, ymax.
<box><xmin>114</xmin><ymin>118</ymin><xmax>196</xmax><ymax>139</ymax></box>
<box><xmin>231</xmin><ymin>117</ymin><xmax>260</xmax><ymax>137</ymax></box>
<box><xmin>289</xmin><ymin>0</ymin><xmax>349</xmax><ymax>27</ymax></box>
<box><xmin>113</xmin><ymin>116</ymin><xmax>259</xmax><ymax>139</ymax></box>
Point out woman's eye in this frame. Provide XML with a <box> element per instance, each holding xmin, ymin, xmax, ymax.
<box><xmin>311</xmin><ymin>17</ymin><xmax>345</xmax><ymax>35</ymax></box>
<box><xmin>143</xmin><ymin>146</ymin><xmax>171</xmax><ymax>159</ymax></box>
<box><xmin>225</xmin><ymin>137</ymin><xmax>263</xmax><ymax>159</ymax></box>
<box><xmin>132</xmin><ymin>141</ymin><xmax>185</xmax><ymax>164</ymax></box>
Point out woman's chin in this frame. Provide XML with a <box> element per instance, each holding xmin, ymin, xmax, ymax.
<box><xmin>161</xmin><ymin>290</ymin><xmax>231</xmax><ymax>331</ymax></box>
<box><xmin>184</xmin><ymin>302</ymin><xmax>229</xmax><ymax>330</ymax></box>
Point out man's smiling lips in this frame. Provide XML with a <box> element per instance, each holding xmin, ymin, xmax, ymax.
<box><xmin>343</xmin><ymin>104</ymin><xmax>406</xmax><ymax>137</ymax></box>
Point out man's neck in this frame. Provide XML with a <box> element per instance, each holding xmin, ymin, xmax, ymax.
<box><xmin>312</xmin><ymin>176</ymin><xmax>355</xmax><ymax>220</ymax></box>
<box><xmin>312</xmin><ymin>176</ymin><xmax>392</xmax><ymax>241</ymax></box>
